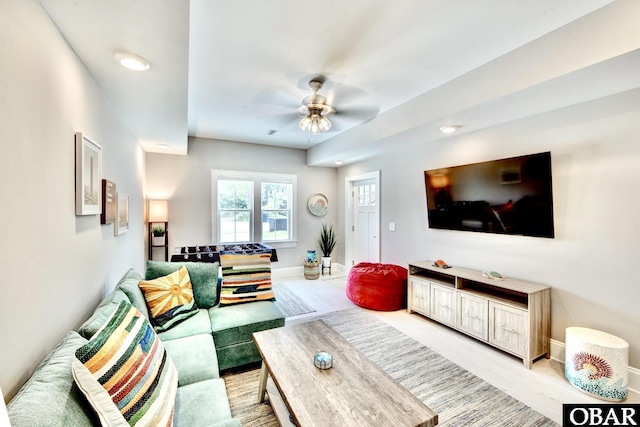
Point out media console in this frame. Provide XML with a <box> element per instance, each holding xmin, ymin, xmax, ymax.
<box><xmin>407</xmin><ymin>260</ymin><xmax>551</xmax><ymax>368</ymax></box>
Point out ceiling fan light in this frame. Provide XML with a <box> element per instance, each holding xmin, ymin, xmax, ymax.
<box><xmin>299</xmin><ymin>113</ymin><xmax>331</xmax><ymax>135</ymax></box>
<box><xmin>299</xmin><ymin>115</ymin><xmax>312</xmax><ymax>132</ymax></box>
<box><xmin>318</xmin><ymin>116</ymin><xmax>332</xmax><ymax>132</ymax></box>
<box><xmin>310</xmin><ymin>116</ymin><xmax>321</xmax><ymax>134</ymax></box>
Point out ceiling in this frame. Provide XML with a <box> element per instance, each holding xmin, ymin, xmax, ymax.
<box><xmin>38</xmin><ymin>0</ymin><xmax>640</xmax><ymax>165</ymax></box>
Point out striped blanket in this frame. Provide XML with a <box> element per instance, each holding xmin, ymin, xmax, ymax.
<box><xmin>219</xmin><ymin>251</ymin><xmax>275</xmax><ymax>306</ymax></box>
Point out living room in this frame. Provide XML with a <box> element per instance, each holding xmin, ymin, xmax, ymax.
<box><xmin>2</xmin><ymin>0</ymin><xmax>640</xmax><ymax>424</ymax></box>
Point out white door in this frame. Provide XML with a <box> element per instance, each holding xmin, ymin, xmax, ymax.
<box><xmin>353</xmin><ymin>178</ymin><xmax>379</xmax><ymax>265</ymax></box>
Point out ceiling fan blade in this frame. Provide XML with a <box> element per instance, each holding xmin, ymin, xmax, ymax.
<box><xmin>334</xmin><ymin>104</ymin><xmax>380</xmax><ymax>122</ymax></box>
<box><xmin>252</xmin><ymin>87</ymin><xmax>302</xmax><ymax>108</ymax></box>
<box><xmin>256</xmin><ymin>112</ymin><xmax>301</xmax><ymax>130</ymax></box>
<box><xmin>326</xmin><ymin>83</ymin><xmax>369</xmax><ymax>106</ymax></box>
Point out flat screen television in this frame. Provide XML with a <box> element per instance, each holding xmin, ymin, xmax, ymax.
<box><xmin>424</xmin><ymin>152</ymin><xmax>554</xmax><ymax>238</ymax></box>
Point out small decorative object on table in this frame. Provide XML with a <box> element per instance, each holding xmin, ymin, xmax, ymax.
<box><xmin>306</xmin><ymin>250</ymin><xmax>317</xmax><ymax>263</ymax></box>
<box><xmin>314</xmin><ymin>351</ymin><xmax>333</xmax><ymax>370</ymax></box>
<box><xmin>482</xmin><ymin>270</ymin><xmax>505</xmax><ymax>280</ymax></box>
<box><xmin>433</xmin><ymin>259</ymin><xmax>451</xmax><ymax>269</ymax></box>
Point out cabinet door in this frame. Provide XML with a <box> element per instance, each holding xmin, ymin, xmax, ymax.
<box><xmin>488</xmin><ymin>302</ymin><xmax>528</xmax><ymax>357</ymax></box>
<box><xmin>430</xmin><ymin>284</ymin><xmax>455</xmax><ymax>326</ymax></box>
<box><xmin>456</xmin><ymin>292</ymin><xmax>488</xmax><ymax>341</ymax></box>
<box><xmin>410</xmin><ymin>277</ymin><xmax>430</xmax><ymax>316</ymax></box>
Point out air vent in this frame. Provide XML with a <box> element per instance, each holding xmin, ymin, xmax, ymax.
<box><xmin>266</xmin><ymin>129</ymin><xmax>278</xmax><ymax>135</ymax></box>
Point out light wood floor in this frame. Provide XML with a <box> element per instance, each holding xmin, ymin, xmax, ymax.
<box><xmin>275</xmin><ymin>271</ymin><xmax>639</xmax><ymax>425</ymax></box>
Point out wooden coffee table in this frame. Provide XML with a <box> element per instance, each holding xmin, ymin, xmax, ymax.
<box><xmin>252</xmin><ymin>319</ymin><xmax>438</xmax><ymax>426</ymax></box>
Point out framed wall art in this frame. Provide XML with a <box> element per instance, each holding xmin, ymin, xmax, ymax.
<box><xmin>499</xmin><ymin>167</ymin><xmax>522</xmax><ymax>185</ymax></box>
<box><xmin>75</xmin><ymin>132</ymin><xmax>102</xmax><ymax>215</ymax></box>
<box><xmin>101</xmin><ymin>179</ymin><xmax>117</xmax><ymax>224</ymax></box>
<box><xmin>307</xmin><ymin>193</ymin><xmax>328</xmax><ymax>217</ymax></box>
<box><xmin>115</xmin><ymin>193</ymin><xmax>129</xmax><ymax>235</ymax></box>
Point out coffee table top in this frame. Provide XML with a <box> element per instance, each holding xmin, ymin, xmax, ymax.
<box><xmin>253</xmin><ymin>319</ymin><xmax>438</xmax><ymax>427</ymax></box>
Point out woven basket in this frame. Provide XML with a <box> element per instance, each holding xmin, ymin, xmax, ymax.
<box><xmin>303</xmin><ymin>261</ymin><xmax>320</xmax><ymax>280</ymax></box>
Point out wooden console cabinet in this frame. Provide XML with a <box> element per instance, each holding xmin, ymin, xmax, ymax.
<box><xmin>408</xmin><ymin>260</ymin><xmax>551</xmax><ymax>368</ymax></box>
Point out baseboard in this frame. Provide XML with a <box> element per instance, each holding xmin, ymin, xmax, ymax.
<box><xmin>550</xmin><ymin>338</ymin><xmax>639</xmax><ymax>394</ymax></box>
<box><xmin>272</xmin><ymin>263</ymin><xmax>346</xmax><ymax>279</ymax></box>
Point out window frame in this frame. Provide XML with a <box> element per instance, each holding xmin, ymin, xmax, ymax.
<box><xmin>216</xmin><ymin>177</ymin><xmax>254</xmax><ymax>244</ymax></box>
<box><xmin>212</xmin><ymin>170</ymin><xmax>297</xmax><ymax>248</ymax></box>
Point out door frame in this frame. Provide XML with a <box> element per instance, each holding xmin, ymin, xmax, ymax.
<box><xmin>344</xmin><ymin>170</ymin><xmax>380</xmax><ymax>268</ymax></box>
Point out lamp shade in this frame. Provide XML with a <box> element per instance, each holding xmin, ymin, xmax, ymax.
<box><xmin>430</xmin><ymin>174</ymin><xmax>449</xmax><ymax>188</ymax></box>
<box><xmin>148</xmin><ymin>200</ymin><xmax>168</xmax><ymax>222</ymax></box>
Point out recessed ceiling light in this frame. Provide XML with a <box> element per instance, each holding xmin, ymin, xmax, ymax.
<box><xmin>334</xmin><ymin>160</ymin><xmax>344</xmax><ymax>165</ymax></box>
<box><xmin>157</xmin><ymin>144</ymin><xmax>169</xmax><ymax>149</ymax></box>
<box><xmin>440</xmin><ymin>125</ymin><xmax>460</xmax><ymax>134</ymax></box>
<box><xmin>114</xmin><ymin>51</ymin><xmax>150</xmax><ymax>71</ymax></box>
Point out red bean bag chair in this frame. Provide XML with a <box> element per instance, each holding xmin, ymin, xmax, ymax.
<box><xmin>346</xmin><ymin>263</ymin><xmax>408</xmax><ymax>311</ymax></box>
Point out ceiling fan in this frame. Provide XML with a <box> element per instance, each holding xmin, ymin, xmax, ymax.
<box><xmin>297</xmin><ymin>77</ymin><xmax>335</xmax><ymax>134</ymax></box>
<box><xmin>255</xmin><ymin>75</ymin><xmax>379</xmax><ymax>137</ymax></box>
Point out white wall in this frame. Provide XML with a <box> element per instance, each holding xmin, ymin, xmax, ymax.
<box><xmin>338</xmin><ymin>88</ymin><xmax>640</xmax><ymax>368</ymax></box>
<box><xmin>145</xmin><ymin>137</ymin><xmax>339</xmax><ymax>268</ymax></box>
<box><xmin>0</xmin><ymin>0</ymin><xmax>146</xmax><ymax>399</ymax></box>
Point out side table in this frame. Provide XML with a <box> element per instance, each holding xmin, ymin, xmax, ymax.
<box><xmin>565</xmin><ymin>327</ymin><xmax>628</xmax><ymax>401</ymax></box>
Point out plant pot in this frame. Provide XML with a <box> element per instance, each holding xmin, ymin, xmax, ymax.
<box><xmin>321</xmin><ymin>256</ymin><xmax>331</xmax><ymax>267</ymax></box>
<box><xmin>303</xmin><ymin>261</ymin><xmax>320</xmax><ymax>280</ymax></box>
<box><xmin>152</xmin><ymin>236</ymin><xmax>165</xmax><ymax>246</ymax></box>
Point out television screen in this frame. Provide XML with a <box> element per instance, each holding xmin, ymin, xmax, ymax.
<box><xmin>424</xmin><ymin>152</ymin><xmax>554</xmax><ymax>238</ymax></box>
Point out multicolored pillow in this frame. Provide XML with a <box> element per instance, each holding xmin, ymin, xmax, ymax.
<box><xmin>145</xmin><ymin>260</ymin><xmax>220</xmax><ymax>308</ymax></box>
<box><xmin>219</xmin><ymin>251</ymin><xmax>275</xmax><ymax>306</ymax></box>
<box><xmin>72</xmin><ymin>300</ymin><xmax>178</xmax><ymax>426</ymax></box>
<box><xmin>138</xmin><ymin>265</ymin><xmax>199</xmax><ymax>332</ymax></box>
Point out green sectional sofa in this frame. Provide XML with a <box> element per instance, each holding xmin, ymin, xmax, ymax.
<box><xmin>7</xmin><ymin>262</ymin><xmax>285</xmax><ymax>426</ymax></box>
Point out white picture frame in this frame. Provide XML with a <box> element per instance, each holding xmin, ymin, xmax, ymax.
<box><xmin>75</xmin><ymin>132</ymin><xmax>102</xmax><ymax>215</ymax></box>
<box><xmin>115</xmin><ymin>193</ymin><xmax>129</xmax><ymax>235</ymax></box>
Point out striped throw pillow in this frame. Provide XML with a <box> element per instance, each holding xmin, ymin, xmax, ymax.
<box><xmin>138</xmin><ymin>265</ymin><xmax>199</xmax><ymax>332</ymax></box>
<box><xmin>219</xmin><ymin>251</ymin><xmax>275</xmax><ymax>306</ymax></box>
<box><xmin>72</xmin><ymin>300</ymin><xmax>178</xmax><ymax>426</ymax></box>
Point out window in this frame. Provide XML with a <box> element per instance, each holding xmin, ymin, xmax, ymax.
<box><xmin>213</xmin><ymin>170</ymin><xmax>297</xmax><ymax>245</ymax></box>
<box><xmin>357</xmin><ymin>183</ymin><xmax>376</xmax><ymax>206</ymax></box>
<box><xmin>261</xmin><ymin>182</ymin><xmax>292</xmax><ymax>242</ymax></box>
<box><xmin>217</xmin><ymin>179</ymin><xmax>253</xmax><ymax>243</ymax></box>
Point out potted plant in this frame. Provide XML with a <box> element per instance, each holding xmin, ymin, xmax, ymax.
<box><xmin>318</xmin><ymin>223</ymin><xmax>337</xmax><ymax>268</ymax></box>
<box><xmin>151</xmin><ymin>225</ymin><xmax>166</xmax><ymax>246</ymax></box>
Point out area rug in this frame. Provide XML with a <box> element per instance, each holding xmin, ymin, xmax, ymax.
<box><xmin>224</xmin><ymin>308</ymin><xmax>559</xmax><ymax>426</ymax></box>
<box><xmin>271</xmin><ymin>282</ymin><xmax>316</xmax><ymax>317</ymax></box>
<box><xmin>224</xmin><ymin>368</ymin><xmax>279</xmax><ymax>427</ymax></box>
<box><xmin>319</xmin><ymin>274</ymin><xmax>348</xmax><ymax>289</ymax></box>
